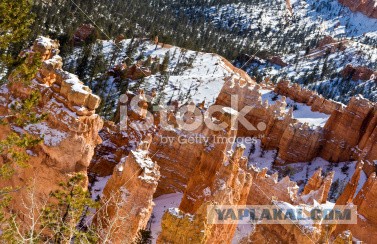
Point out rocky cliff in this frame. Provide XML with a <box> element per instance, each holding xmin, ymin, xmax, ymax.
<box><xmin>0</xmin><ymin>37</ymin><xmax>103</xmax><ymax>216</ymax></box>
<box><xmin>334</xmin><ymin>170</ymin><xmax>377</xmax><ymax>243</ymax></box>
<box><xmin>157</xmin><ymin>144</ymin><xmax>252</xmax><ymax>244</ymax></box>
<box><xmin>96</xmin><ymin>137</ymin><xmax>160</xmax><ymax>243</ymax></box>
<box><xmin>274</xmin><ymin>80</ymin><xmax>343</xmax><ymax>115</ymax></box>
<box><xmin>339</xmin><ymin>0</ymin><xmax>377</xmax><ymax>19</ymax></box>
<box><xmin>4</xmin><ymin>36</ymin><xmax>377</xmax><ymax>244</ymax></box>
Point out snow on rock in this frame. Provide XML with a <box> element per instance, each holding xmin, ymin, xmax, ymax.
<box><xmin>90</xmin><ymin>175</ymin><xmax>112</xmax><ymax>200</ymax></box>
<box><xmin>261</xmin><ymin>89</ymin><xmax>330</xmax><ymax>127</ymax></box>
<box><xmin>25</xmin><ymin>122</ymin><xmax>68</xmax><ymax>147</ymax></box>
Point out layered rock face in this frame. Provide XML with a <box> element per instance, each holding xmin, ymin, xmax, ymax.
<box><xmin>334</xmin><ymin>170</ymin><xmax>377</xmax><ymax>243</ymax></box>
<box><xmin>215</xmin><ymin>78</ymin><xmax>265</xmax><ymax>138</ymax></box>
<box><xmin>73</xmin><ymin>24</ymin><xmax>96</xmax><ymax>44</ymax></box>
<box><xmin>339</xmin><ymin>0</ymin><xmax>377</xmax><ymax>19</ymax></box>
<box><xmin>89</xmin><ymin>90</ymin><xmax>156</xmax><ymax>177</ymax></box>
<box><xmin>157</xmin><ymin>144</ymin><xmax>252</xmax><ymax>244</ymax></box>
<box><xmin>215</xmin><ymin>80</ymin><xmax>326</xmax><ymax>163</ymax></box>
<box><xmin>216</xmin><ymin>79</ymin><xmax>377</xmax><ymax>168</ymax></box>
<box><xmin>244</xmin><ymin>167</ymin><xmax>336</xmax><ymax>243</ymax></box>
<box><xmin>89</xmin><ymin>121</ymin><xmax>129</xmax><ymax>177</ymax></box>
<box><xmin>341</xmin><ymin>64</ymin><xmax>377</xmax><ymax>81</ymax></box>
<box><xmin>149</xmin><ymin>129</ymin><xmax>205</xmax><ymax>197</ymax></box>
<box><xmin>274</xmin><ymin>80</ymin><xmax>343</xmax><ymax>115</ymax></box>
<box><xmin>321</xmin><ymin>95</ymin><xmax>375</xmax><ymax>163</ymax></box>
<box><xmin>357</xmin><ymin>108</ymin><xmax>377</xmax><ymax>174</ymax></box>
<box><xmin>97</xmin><ymin>137</ymin><xmax>160</xmax><ymax>243</ymax></box>
<box><xmin>246</xmin><ymin>167</ymin><xmax>299</xmax><ymax>205</ymax></box>
<box><xmin>0</xmin><ymin>37</ymin><xmax>103</xmax><ymax>212</ymax></box>
<box><xmin>277</xmin><ymin>122</ymin><xmax>324</xmax><ymax>163</ymax></box>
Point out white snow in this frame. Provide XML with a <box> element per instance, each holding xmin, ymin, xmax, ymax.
<box><xmin>90</xmin><ymin>175</ymin><xmax>111</xmax><ymax>201</ymax></box>
<box><xmin>25</xmin><ymin>122</ymin><xmax>68</xmax><ymax>147</ymax></box>
<box><xmin>261</xmin><ymin>89</ymin><xmax>330</xmax><ymax>127</ymax></box>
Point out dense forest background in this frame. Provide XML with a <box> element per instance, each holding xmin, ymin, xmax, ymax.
<box><xmin>2</xmin><ymin>0</ymin><xmax>377</xmax><ymax>108</ymax></box>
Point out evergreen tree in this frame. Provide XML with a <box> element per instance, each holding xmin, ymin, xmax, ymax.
<box><xmin>0</xmin><ymin>0</ymin><xmax>35</xmax><ymax>69</ymax></box>
<box><xmin>40</xmin><ymin>174</ymin><xmax>98</xmax><ymax>243</ymax></box>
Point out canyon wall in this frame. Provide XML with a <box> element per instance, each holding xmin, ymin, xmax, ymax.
<box><xmin>334</xmin><ymin>166</ymin><xmax>377</xmax><ymax>243</ymax></box>
<box><xmin>157</xmin><ymin>144</ymin><xmax>252</xmax><ymax>244</ymax></box>
<box><xmin>274</xmin><ymin>80</ymin><xmax>343</xmax><ymax>115</ymax></box>
<box><xmin>96</xmin><ymin>137</ymin><xmax>160</xmax><ymax>243</ymax></box>
<box><xmin>216</xmin><ymin>79</ymin><xmax>377</xmax><ymax>173</ymax></box>
<box><xmin>0</xmin><ymin>37</ymin><xmax>103</xmax><ymax>216</ymax></box>
<box><xmin>339</xmin><ymin>0</ymin><xmax>377</xmax><ymax>19</ymax></box>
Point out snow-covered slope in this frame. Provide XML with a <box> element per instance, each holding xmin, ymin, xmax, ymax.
<box><xmin>65</xmin><ymin>39</ymin><xmax>239</xmax><ymax>119</ymax></box>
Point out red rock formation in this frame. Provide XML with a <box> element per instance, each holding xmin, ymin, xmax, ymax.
<box><xmin>89</xmin><ymin>89</ymin><xmax>157</xmax><ymax>178</ymax></box>
<box><xmin>179</xmin><ymin>111</ymin><xmax>237</xmax><ymax>214</ymax></box>
<box><xmin>336</xmin><ymin>161</ymin><xmax>363</xmax><ymax>205</ymax></box>
<box><xmin>357</xmin><ymin>108</ymin><xmax>377</xmax><ymax>175</ymax></box>
<box><xmin>247</xmin><ymin>167</ymin><xmax>299</xmax><ymax>205</ymax></box>
<box><xmin>149</xmin><ymin>129</ymin><xmax>205</xmax><ymax>197</ymax></box>
<box><xmin>286</xmin><ymin>0</ymin><xmax>293</xmax><ymax>15</ymax></box>
<box><xmin>274</xmin><ymin>80</ymin><xmax>343</xmax><ymax>114</ymax></box>
<box><xmin>334</xmin><ymin>172</ymin><xmax>377</xmax><ymax>242</ymax></box>
<box><xmin>339</xmin><ymin>0</ymin><xmax>377</xmax><ymax>19</ymax></box>
<box><xmin>321</xmin><ymin>95</ymin><xmax>374</xmax><ymax>162</ymax></box>
<box><xmin>277</xmin><ymin>122</ymin><xmax>324</xmax><ymax>163</ymax></box>
<box><xmin>300</xmin><ymin>169</ymin><xmax>334</xmax><ymax>204</ymax></box>
<box><xmin>242</xmin><ymin>167</ymin><xmax>335</xmax><ymax>243</ymax></box>
<box><xmin>109</xmin><ymin>63</ymin><xmax>152</xmax><ymax>80</ymax></box>
<box><xmin>73</xmin><ymin>24</ymin><xmax>96</xmax><ymax>44</ymax></box>
<box><xmin>267</xmin><ymin>56</ymin><xmax>288</xmax><ymax>67</ymax></box>
<box><xmin>157</xmin><ymin>144</ymin><xmax>252</xmax><ymax>244</ymax></box>
<box><xmin>0</xmin><ymin>36</ymin><xmax>103</xmax><ymax>218</ymax></box>
<box><xmin>341</xmin><ymin>64</ymin><xmax>377</xmax><ymax>81</ymax></box>
<box><xmin>96</xmin><ymin>137</ymin><xmax>160</xmax><ymax>243</ymax></box>
<box><xmin>89</xmin><ymin>121</ymin><xmax>130</xmax><ymax>177</ymax></box>
<box><xmin>318</xmin><ymin>36</ymin><xmax>337</xmax><ymax>48</ymax></box>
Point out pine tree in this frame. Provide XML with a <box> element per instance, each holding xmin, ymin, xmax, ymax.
<box><xmin>0</xmin><ymin>0</ymin><xmax>35</xmax><ymax>68</ymax></box>
<box><xmin>160</xmin><ymin>52</ymin><xmax>170</xmax><ymax>74</ymax></box>
<box><xmin>40</xmin><ymin>174</ymin><xmax>98</xmax><ymax>243</ymax></box>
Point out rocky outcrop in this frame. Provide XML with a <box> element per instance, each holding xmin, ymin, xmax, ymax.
<box><xmin>73</xmin><ymin>24</ymin><xmax>96</xmax><ymax>44</ymax></box>
<box><xmin>300</xmin><ymin>169</ymin><xmax>334</xmax><ymax>204</ymax></box>
<box><xmin>179</xmin><ymin>110</ymin><xmax>238</xmax><ymax>214</ymax></box>
<box><xmin>157</xmin><ymin>144</ymin><xmax>252</xmax><ymax>244</ymax></box>
<box><xmin>334</xmin><ymin>172</ymin><xmax>377</xmax><ymax>243</ymax></box>
<box><xmin>155</xmin><ymin>109</ymin><xmax>252</xmax><ymax>243</ymax></box>
<box><xmin>0</xmin><ymin>36</ymin><xmax>103</xmax><ymax>219</ymax></box>
<box><xmin>149</xmin><ymin>129</ymin><xmax>205</xmax><ymax>197</ymax></box>
<box><xmin>247</xmin><ymin>167</ymin><xmax>299</xmax><ymax>205</ymax></box>
<box><xmin>267</xmin><ymin>56</ymin><xmax>288</xmax><ymax>67</ymax></box>
<box><xmin>89</xmin><ymin>89</ymin><xmax>157</xmax><ymax>178</ymax></box>
<box><xmin>242</xmin><ymin>167</ymin><xmax>335</xmax><ymax>243</ymax></box>
<box><xmin>321</xmin><ymin>95</ymin><xmax>375</xmax><ymax>163</ymax></box>
<box><xmin>274</xmin><ymin>80</ymin><xmax>343</xmax><ymax>114</ymax></box>
<box><xmin>286</xmin><ymin>0</ymin><xmax>293</xmax><ymax>15</ymax></box>
<box><xmin>336</xmin><ymin>161</ymin><xmax>363</xmax><ymax>205</ymax></box>
<box><xmin>357</xmin><ymin>108</ymin><xmax>377</xmax><ymax>175</ymax></box>
<box><xmin>341</xmin><ymin>64</ymin><xmax>377</xmax><ymax>81</ymax></box>
<box><xmin>277</xmin><ymin>122</ymin><xmax>324</xmax><ymax>163</ymax></box>
<box><xmin>339</xmin><ymin>0</ymin><xmax>377</xmax><ymax>19</ymax></box>
<box><xmin>109</xmin><ymin>63</ymin><xmax>152</xmax><ymax>80</ymax></box>
<box><xmin>96</xmin><ymin>137</ymin><xmax>160</xmax><ymax>243</ymax></box>
<box><xmin>216</xmin><ymin>80</ymin><xmax>327</xmax><ymax>163</ymax></box>
<box><xmin>317</xmin><ymin>36</ymin><xmax>337</xmax><ymax>48</ymax></box>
